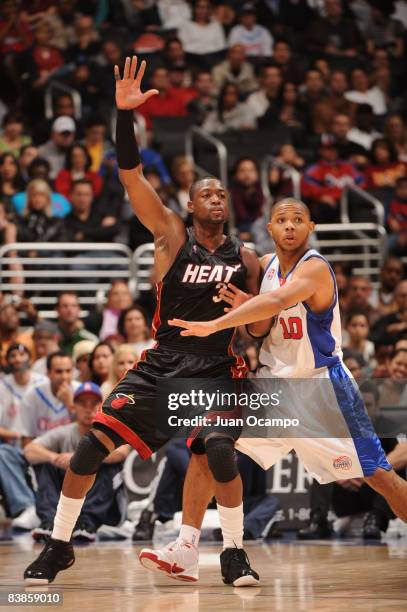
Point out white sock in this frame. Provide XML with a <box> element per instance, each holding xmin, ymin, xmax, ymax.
<box><xmin>52</xmin><ymin>493</ymin><xmax>85</xmax><ymax>542</ymax></box>
<box><xmin>217</xmin><ymin>503</ymin><xmax>244</xmax><ymax>549</ymax></box>
<box><xmin>177</xmin><ymin>524</ymin><xmax>200</xmax><ymax>547</ymax></box>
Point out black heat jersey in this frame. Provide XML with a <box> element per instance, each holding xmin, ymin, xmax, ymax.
<box><xmin>153</xmin><ymin>227</ymin><xmax>247</xmax><ymax>355</ymax></box>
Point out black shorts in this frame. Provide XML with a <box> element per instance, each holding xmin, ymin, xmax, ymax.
<box><xmin>93</xmin><ymin>345</ymin><xmax>247</xmax><ymax>458</ymax></box>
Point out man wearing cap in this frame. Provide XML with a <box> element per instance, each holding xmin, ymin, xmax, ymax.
<box><xmin>38</xmin><ymin>116</ymin><xmax>76</xmax><ymax>179</ymax></box>
<box><xmin>0</xmin><ymin>344</ymin><xmax>47</xmax><ymax>531</ymax></box>
<box><xmin>301</xmin><ymin>133</ymin><xmax>365</xmax><ymax>223</ymax></box>
<box><xmin>228</xmin><ymin>3</ymin><xmax>273</xmax><ymax>57</ymax></box>
<box><xmin>24</xmin><ymin>382</ymin><xmax>129</xmax><ymax>541</ymax></box>
<box><xmin>32</xmin><ymin>321</ymin><xmax>61</xmax><ymax>377</ymax></box>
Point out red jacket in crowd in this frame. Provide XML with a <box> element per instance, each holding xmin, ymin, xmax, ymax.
<box><xmin>302</xmin><ymin>160</ymin><xmax>365</xmax><ymax>202</ymax></box>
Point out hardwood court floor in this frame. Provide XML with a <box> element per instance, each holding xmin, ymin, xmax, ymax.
<box><xmin>1</xmin><ymin>538</ymin><xmax>406</xmax><ymax>611</ymax></box>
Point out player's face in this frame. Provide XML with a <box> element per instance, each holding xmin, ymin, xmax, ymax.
<box><xmin>189</xmin><ymin>180</ymin><xmax>229</xmax><ymax>225</ymax></box>
<box><xmin>268</xmin><ymin>204</ymin><xmax>313</xmax><ymax>252</ymax></box>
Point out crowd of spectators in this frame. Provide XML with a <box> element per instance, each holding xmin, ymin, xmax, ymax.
<box><xmin>0</xmin><ymin>0</ymin><xmax>407</xmax><ymax>542</ymax></box>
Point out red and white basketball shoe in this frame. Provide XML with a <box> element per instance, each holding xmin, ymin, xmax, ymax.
<box><xmin>139</xmin><ymin>539</ymin><xmax>199</xmax><ymax>582</ymax></box>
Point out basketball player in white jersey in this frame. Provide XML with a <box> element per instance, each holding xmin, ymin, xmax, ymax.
<box><xmin>162</xmin><ymin>197</ymin><xmax>407</xmax><ymax>578</ymax></box>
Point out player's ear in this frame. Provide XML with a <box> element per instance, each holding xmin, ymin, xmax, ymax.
<box><xmin>187</xmin><ymin>200</ymin><xmax>194</xmax><ymax>213</ymax></box>
<box><xmin>266</xmin><ymin>221</ymin><xmax>273</xmax><ymax>237</ymax></box>
<box><xmin>309</xmin><ymin>220</ymin><xmax>315</xmax><ymax>232</ymax></box>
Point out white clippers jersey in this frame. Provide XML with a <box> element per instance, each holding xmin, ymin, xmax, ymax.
<box><xmin>259</xmin><ymin>249</ymin><xmax>343</xmax><ymax>378</ymax></box>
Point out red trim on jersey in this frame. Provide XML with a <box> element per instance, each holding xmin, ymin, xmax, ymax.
<box><xmin>93</xmin><ymin>411</ymin><xmax>152</xmax><ymax>459</ymax></box>
<box><xmin>152</xmin><ymin>281</ymin><xmax>163</xmax><ymax>338</ymax></box>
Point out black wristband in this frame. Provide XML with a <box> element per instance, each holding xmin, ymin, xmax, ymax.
<box><xmin>116</xmin><ymin>109</ymin><xmax>141</xmax><ymax>170</ymax></box>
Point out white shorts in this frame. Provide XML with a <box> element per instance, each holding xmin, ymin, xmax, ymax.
<box><xmin>235</xmin><ymin>362</ymin><xmax>391</xmax><ymax>484</ymax></box>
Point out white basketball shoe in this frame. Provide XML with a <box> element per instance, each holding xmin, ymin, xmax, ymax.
<box><xmin>139</xmin><ymin>539</ymin><xmax>199</xmax><ymax>582</ymax></box>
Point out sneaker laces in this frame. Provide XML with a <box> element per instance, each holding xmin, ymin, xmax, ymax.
<box><xmin>225</xmin><ymin>547</ymin><xmax>251</xmax><ymax>569</ymax></box>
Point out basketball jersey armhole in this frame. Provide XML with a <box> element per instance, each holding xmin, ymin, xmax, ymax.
<box><xmin>159</xmin><ymin>227</ymin><xmax>189</xmax><ymax>284</ymax></box>
<box><xmin>301</xmin><ymin>254</ymin><xmax>337</xmax><ymax>319</ymax></box>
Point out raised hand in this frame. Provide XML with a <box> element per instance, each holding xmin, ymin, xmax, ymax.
<box><xmin>218</xmin><ymin>282</ymin><xmax>252</xmax><ymax>313</ymax></box>
<box><xmin>115</xmin><ymin>56</ymin><xmax>158</xmax><ymax>110</ymax></box>
<box><xmin>168</xmin><ymin>318</ymin><xmax>218</xmax><ymax>337</ymax></box>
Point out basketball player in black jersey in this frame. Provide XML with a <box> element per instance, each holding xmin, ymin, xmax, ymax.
<box><xmin>24</xmin><ymin>56</ymin><xmax>260</xmax><ymax>587</ymax></box>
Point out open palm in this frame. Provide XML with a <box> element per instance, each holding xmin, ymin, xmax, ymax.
<box><xmin>115</xmin><ymin>56</ymin><xmax>158</xmax><ymax>110</ymax></box>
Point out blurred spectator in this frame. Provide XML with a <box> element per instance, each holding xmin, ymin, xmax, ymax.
<box><xmin>157</xmin><ymin>1</ymin><xmax>192</xmax><ymax>31</ymax></box>
<box><xmin>0</xmin><ymin>0</ymin><xmax>32</xmax><ymax>57</ymax></box>
<box><xmin>279</xmin><ymin>81</ymin><xmax>306</xmax><ymax>129</ymax></box>
<box><xmin>38</xmin><ymin>116</ymin><xmax>76</xmax><ymax>179</ymax></box>
<box><xmin>18</xmin><ymin>351</ymin><xmax>78</xmax><ymax>444</ymax></box>
<box><xmin>56</xmin><ymin>291</ymin><xmax>98</xmax><ymax>356</ymax></box>
<box><xmin>167</xmin><ymin>65</ymin><xmax>197</xmax><ymax>106</ymax></box>
<box><xmin>365</xmin><ymin>2</ymin><xmax>404</xmax><ymax>58</ymax></box>
<box><xmin>212</xmin><ymin>44</ymin><xmax>257</xmax><ymax>95</ymax></box>
<box><xmin>18</xmin><ymin>144</ymin><xmax>39</xmax><ymax>183</ymax></box>
<box><xmin>365</xmin><ymin>138</ymin><xmax>406</xmax><ymax>188</ymax></box>
<box><xmin>330</xmin><ymin>113</ymin><xmax>366</xmax><ymax>161</ymax></box>
<box><xmin>345</xmin><ymin>276</ymin><xmax>380</xmax><ymax>326</ymax></box>
<box><xmin>164</xmin><ymin>37</ymin><xmax>188</xmax><ymax>69</ymax></box>
<box><xmin>84</xmin><ymin>280</ymin><xmax>133</xmax><ymax>340</ymax></box>
<box><xmin>0</xmin><ymin>152</ymin><xmax>24</xmax><ymax>211</ymax></box>
<box><xmin>25</xmin><ymin>382</ymin><xmax>129</xmax><ymax>542</ymax></box>
<box><xmin>16</xmin><ymin>179</ymin><xmax>65</xmax><ymax>248</ymax></box>
<box><xmin>33</xmin><ymin>93</ymin><xmax>81</xmax><ymax>146</ymax></box>
<box><xmin>101</xmin><ymin>343</ymin><xmax>139</xmax><ymax>398</ymax></box>
<box><xmin>271</xmin><ymin>39</ymin><xmax>304</xmax><ymax>85</ymax></box>
<box><xmin>344</xmin><ymin>310</ymin><xmax>375</xmax><ymax>365</ymax></box>
<box><xmin>64</xmin><ymin>179</ymin><xmax>120</xmax><ymax>244</ymax></box>
<box><xmin>228</xmin><ymin>3</ymin><xmax>273</xmax><ymax>57</ymax></box>
<box><xmin>378</xmin><ymin>348</ymin><xmax>407</xmax><ymax>407</ymax></box>
<box><xmin>347</xmin><ymin>103</ymin><xmax>382</xmax><ymax>151</ymax></box>
<box><xmin>203</xmin><ymin>83</ymin><xmax>256</xmax><ymax>133</ymax></box>
<box><xmin>55</xmin><ymin>143</ymin><xmax>103</xmax><ymax>200</ymax></box>
<box><xmin>89</xmin><ymin>342</ymin><xmax>114</xmax><ymax>387</ymax></box>
<box><xmin>384</xmin><ymin>114</ymin><xmax>407</xmax><ymax>161</ymax></box>
<box><xmin>23</xmin><ymin>21</ymin><xmax>64</xmax><ymax>91</ymax></box>
<box><xmin>83</xmin><ymin>116</ymin><xmax>112</xmax><ymax>174</ymax></box>
<box><xmin>342</xmin><ymin>348</ymin><xmax>364</xmax><ymax>380</ymax></box>
<box><xmin>177</xmin><ymin>0</ymin><xmax>226</xmax><ymax>56</ymax></box>
<box><xmin>299</xmin><ymin>69</ymin><xmax>328</xmax><ymax>133</ymax></box>
<box><xmin>0</xmin><ymin>199</ymin><xmax>17</xmax><ymax>247</ymax></box>
<box><xmin>345</xmin><ymin>67</ymin><xmax>387</xmax><ymax>116</ymax></box>
<box><xmin>305</xmin><ymin>0</ymin><xmax>363</xmax><ymax>57</ymax></box>
<box><xmin>188</xmin><ymin>70</ymin><xmax>216</xmax><ymax>125</ymax></box>
<box><xmin>12</xmin><ymin>167</ymin><xmax>71</xmax><ymax>218</ymax></box>
<box><xmin>387</xmin><ymin>176</ymin><xmax>407</xmax><ymax>255</ymax></box>
<box><xmin>369</xmin><ymin>257</ymin><xmax>404</xmax><ymax>316</ymax></box>
<box><xmin>72</xmin><ymin>340</ymin><xmax>96</xmax><ymax>384</ymax></box>
<box><xmin>0</xmin><ymin>303</ymin><xmax>35</xmax><ymax>366</ymax></box>
<box><xmin>31</xmin><ymin>320</ymin><xmax>61</xmax><ymax>376</ymax></box>
<box><xmin>117</xmin><ymin>305</ymin><xmax>155</xmax><ymax>353</ymax></box>
<box><xmin>66</xmin><ymin>14</ymin><xmax>100</xmax><ymax>64</ymax></box>
<box><xmin>371</xmin><ymin>337</ymin><xmax>393</xmax><ymax>379</ymax></box>
<box><xmin>166</xmin><ymin>155</ymin><xmax>195</xmax><ymax>220</ymax></box>
<box><xmin>269</xmin><ymin>144</ymin><xmax>305</xmax><ymax>197</ymax></box>
<box><xmin>136</xmin><ymin>67</ymin><xmax>187</xmax><ymax>131</ymax></box>
<box><xmin>302</xmin><ymin>134</ymin><xmax>365</xmax><ymax>222</ymax></box>
<box><xmin>96</xmin><ymin>40</ymin><xmax>123</xmax><ymax>107</ymax></box>
<box><xmin>0</xmin><ymin>111</ymin><xmax>31</xmax><ymax>156</ymax></box>
<box><xmin>246</xmin><ymin>65</ymin><xmax>283</xmax><ymax>120</ymax></box>
<box><xmin>229</xmin><ymin>157</ymin><xmax>264</xmax><ymax>238</ymax></box>
<box><xmin>313</xmin><ymin>71</ymin><xmax>355</xmax><ymax>134</ymax></box>
<box><xmin>370</xmin><ymin>279</ymin><xmax>407</xmax><ymax>345</ymax></box>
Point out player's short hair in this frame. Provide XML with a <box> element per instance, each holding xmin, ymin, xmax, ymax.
<box><xmin>270</xmin><ymin>197</ymin><xmax>311</xmax><ymax>218</ymax></box>
<box><xmin>189</xmin><ymin>176</ymin><xmax>223</xmax><ymax>200</ymax></box>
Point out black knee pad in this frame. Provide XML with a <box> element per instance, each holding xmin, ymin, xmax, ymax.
<box><xmin>70</xmin><ymin>431</ymin><xmax>110</xmax><ymax>475</ymax></box>
<box><xmin>205</xmin><ymin>436</ymin><xmax>238</xmax><ymax>483</ymax></box>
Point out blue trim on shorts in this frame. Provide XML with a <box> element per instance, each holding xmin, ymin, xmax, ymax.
<box><xmin>328</xmin><ymin>363</ymin><xmax>391</xmax><ymax>477</ymax></box>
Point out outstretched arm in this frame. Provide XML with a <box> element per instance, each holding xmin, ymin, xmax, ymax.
<box><xmin>115</xmin><ymin>56</ymin><xmax>185</xmax><ymax>241</ymax></box>
<box><xmin>169</xmin><ymin>259</ymin><xmax>331</xmax><ymax>336</ymax></box>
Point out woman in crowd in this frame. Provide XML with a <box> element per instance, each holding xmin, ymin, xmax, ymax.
<box><xmin>384</xmin><ymin>114</ymin><xmax>407</xmax><ymax>161</ymax></box>
<box><xmin>89</xmin><ymin>342</ymin><xmax>115</xmax><ymax>387</ymax></box>
<box><xmin>177</xmin><ymin>0</ymin><xmax>225</xmax><ymax>56</ymax></box>
<box><xmin>16</xmin><ymin>179</ymin><xmax>65</xmax><ymax>246</ymax></box>
<box><xmin>202</xmin><ymin>83</ymin><xmax>256</xmax><ymax>134</ymax></box>
<box><xmin>0</xmin><ymin>112</ymin><xmax>31</xmax><ymax>157</ymax></box>
<box><xmin>344</xmin><ymin>310</ymin><xmax>375</xmax><ymax>366</ymax></box>
<box><xmin>229</xmin><ymin>157</ymin><xmax>264</xmax><ymax>239</ymax></box>
<box><xmin>118</xmin><ymin>305</ymin><xmax>155</xmax><ymax>354</ymax></box>
<box><xmin>0</xmin><ymin>153</ymin><xmax>24</xmax><ymax>212</ymax></box>
<box><xmin>279</xmin><ymin>81</ymin><xmax>306</xmax><ymax>129</ymax></box>
<box><xmin>55</xmin><ymin>143</ymin><xmax>102</xmax><ymax>200</ymax></box>
<box><xmin>101</xmin><ymin>344</ymin><xmax>139</xmax><ymax>399</ymax></box>
<box><xmin>365</xmin><ymin>138</ymin><xmax>406</xmax><ymax>188</ymax></box>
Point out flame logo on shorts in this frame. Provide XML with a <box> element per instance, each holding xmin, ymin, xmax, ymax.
<box><xmin>111</xmin><ymin>393</ymin><xmax>135</xmax><ymax>409</ymax></box>
<box><xmin>333</xmin><ymin>455</ymin><xmax>352</xmax><ymax>471</ymax></box>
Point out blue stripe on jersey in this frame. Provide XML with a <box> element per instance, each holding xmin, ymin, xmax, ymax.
<box><xmin>263</xmin><ymin>255</ymin><xmax>276</xmax><ymax>277</ymax></box>
<box><xmin>328</xmin><ymin>364</ymin><xmax>391</xmax><ymax>476</ymax></box>
<box><xmin>301</xmin><ymin>254</ymin><xmax>339</xmax><ymax>369</ymax></box>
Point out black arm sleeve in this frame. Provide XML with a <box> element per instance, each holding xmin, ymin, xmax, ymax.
<box><xmin>116</xmin><ymin>109</ymin><xmax>141</xmax><ymax>170</ymax></box>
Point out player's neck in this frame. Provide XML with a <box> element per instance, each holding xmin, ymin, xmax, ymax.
<box><xmin>275</xmin><ymin>245</ymin><xmax>310</xmax><ymax>277</ymax></box>
<box><xmin>192</xmin><ymin>225</ymin><xmax>225</xmax><ymax>252</ymax></box>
